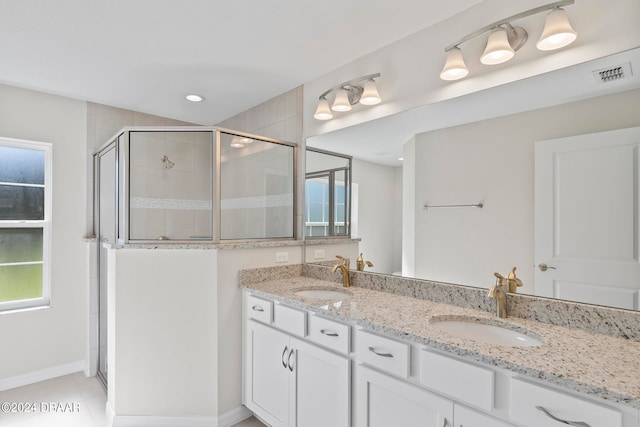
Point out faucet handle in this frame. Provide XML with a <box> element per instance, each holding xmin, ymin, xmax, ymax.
<box><xmin>335</xmin><ymin>255</ymin><xmax>350</xmax><ymax>270</ymax></box>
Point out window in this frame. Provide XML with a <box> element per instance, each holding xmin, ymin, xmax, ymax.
<box><xmin>304</xmin><ymin>148</ymin><xmax>351</xmax><ymax>238</ymax></box>
<box><xmin>0</xmin><ymin>138</ymin><xmax>51</xmax><ymax>312</ymax></box>
<box><xmin>305</xmin><ymin>170</ymin><xmax>350</xmax><ymax>237</ymax></box>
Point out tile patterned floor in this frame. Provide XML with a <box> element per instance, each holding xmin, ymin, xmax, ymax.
<box><xmin>0</xmin><ymin>372</ymin><xmax>108</xmax><ymax>427</ymax></box>
<box><xmin>0</xmin><ymin>372</ymin><xmax>266</xmax><ymax>426</ymax></box>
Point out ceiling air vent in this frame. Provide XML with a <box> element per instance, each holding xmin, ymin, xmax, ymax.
<box><xmin>592</xmin><ymin>62</ymin><xmax>633</xmax><ymax>84</ymax></box>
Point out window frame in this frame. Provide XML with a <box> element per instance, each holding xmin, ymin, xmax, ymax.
<box><xmin>305</xmin><ymin>168</ymin><xmax>350</xmax><ymax>238</ymax></box>
<box><xmin>0</xmin><ymin>137</ymin><xmax>52</xmax><ymax>313</ymax></box>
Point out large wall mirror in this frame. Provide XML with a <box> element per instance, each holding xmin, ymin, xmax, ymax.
<box><xmin>304</xmin><ymin>48</ymin><xmax>640</xmax><ymax>311</ymax></box>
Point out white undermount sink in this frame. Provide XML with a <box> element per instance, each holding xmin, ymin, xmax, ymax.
<box><xmin>294</xmin><ymin>288</ymin><xmax>352</xmax><ymax>300</ymax></box>
<box><xmin>430</xmin><ymin>316</ymin><xmax>544</xmax><ymax>347</ymax></box>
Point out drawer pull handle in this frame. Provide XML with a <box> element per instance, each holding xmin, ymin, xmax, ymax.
<box><xmin>287</xmin><ymin>348</ymin><xmax>295</xmax><ymax>372</ymax></box>
<box><xmin>535</xmin><ymin>406</ymin><xmax>591</xmax><ymax>427</ymax></box>
<box><xmin>282</xmin><ymin>346</ymin><xmax>288</xmax><ymax>368</ymax></box>
<box><xmin>368</xmin><ymin>346</ymin><xmax>394</xmax><ymax>358</ymax></box>
<box><xmin>251</xmin><ymin>305</ymin><xmax>264</xmax><ymax>312</ymax></box>
<box><xmin>320</xmin><ymin>329</ymin><xmax>339</xmax><ymax>337</ymax></box>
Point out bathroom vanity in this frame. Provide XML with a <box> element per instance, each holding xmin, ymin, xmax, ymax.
<box><xmin>241</xmin><ymin>266</ymin><xmax>640</xmax><ymax>427</ymax></box>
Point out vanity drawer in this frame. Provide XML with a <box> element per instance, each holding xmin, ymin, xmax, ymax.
<box><xmin>420</xmin><ymin>350</ymin><xmax>494</xmax><ymax>411</ymax></box>
<box><xmin>246</xmin><ymin>295</ymin><xmax>273</xmax><ymax>324</ymax></box>
<box><xmin>273</xmin><ymin>303</ymin><xmax>307</xmax><ymax>337</ymax></box>
<box><xmin>307</xmin><ymin>314</ymin><xmax>351</xmax><ymax>355</ymax></box>
<box><xmin>510</xmin><ymin>377</ymin><xmax>622</xmax><ymax>427</ymax></box>
<box><xmin>355</xmin><ymin>329</ymin><xmax>410</xmax><ymax>379</ymax></box>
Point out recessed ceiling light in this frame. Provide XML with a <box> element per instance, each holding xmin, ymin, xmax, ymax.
<box><xmin>398</xmin><ymin>157</ymin><xmax>404</xmax><ymax>161</ymax></box>
<box><xmin>186</xmin><ymin>94</ymin><xmax>205</xmax><ymax>102</ymax></box>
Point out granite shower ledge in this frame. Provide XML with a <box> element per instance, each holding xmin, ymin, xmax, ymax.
<box><xmin>241</xmin><ymin>275</ymin><xmax>640</xmax><ymax>409</ymax></box>
<box><xmin>97</xmin><ymin>237</ymin><xmax>359</xmax><ymax>250</ymax></box>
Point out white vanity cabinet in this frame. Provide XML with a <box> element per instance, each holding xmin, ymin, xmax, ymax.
<box><xmin>355</xmin><ymin>364</ymin><xmax>453</xmax><ymax>427</ymax></box>
<box><xmin>244</xmin><ymin>295</ymin><xmax>351</xmax><ymax>427</ymax></box>
<box><xmin>243</xmin><ymin>290</ymin><xmax>640</xmax><ymax>427</ymax></box>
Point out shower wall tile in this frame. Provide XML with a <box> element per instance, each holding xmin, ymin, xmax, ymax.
<box><xmin>130</xmin><ymin>168</ymin><xmax>166</xmax><ymax>199</ymax></box>
<box><xmin>216</xmin><ymin>85</ymin><xmax>303</xmax><ymax>144</ymax></box>
<box><xmin>129</xmin><ymin>208</ymin><xmax>166</xmax><ymax>240</ymax></box>
<box><xmin>165</xmin><ymin>209</ymin><xmax>196</xmax><ymax>239</ymax></box>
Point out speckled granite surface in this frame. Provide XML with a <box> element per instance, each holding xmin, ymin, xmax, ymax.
<box><xmin>241</xmin><ymin>267</ymin><xmax>640</xmax><ymax>409</ymax></box>
<box><xmin>303</xmin><ymin>263</ymin><xmax>640</xmax><ymax>341</ymax></box>
<box><xmin>101</xmin><ymin>239</ymin><xmax>303</xmax><ymax>250</ymax></box>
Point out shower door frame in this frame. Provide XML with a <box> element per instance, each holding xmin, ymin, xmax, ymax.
<box><xmin>93</xmin><ymin>136</ymin><xmax>119</xmax><ymax>389</ymax></box>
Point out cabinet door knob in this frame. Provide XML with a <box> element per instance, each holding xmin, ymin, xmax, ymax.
<box><xmin>320</xmin><ymin>329</ymin><xmax>339</xmax><ymax>337</ymax></box>
<box><xmin>368</xmin><ymin>346</ymin><xmax>394</xmax><ymax>358</ymax></box>
<box><xmin>287</xmin><ymin>348</ymin><xmax>295</xmax><ymax>372</ymax></box>
<box><xmin>281</xmin><ymin>346</ymin><xmax>288</xmax><ymax>368</ymax></box>
<box><xmin>251</xmin><ymin>305</ymin><xmax>264</xmax><ymax>312</ymax></box>
<box><xmin>535</xmin><ymin>406</ymin><xmax>591</xmax><ymax>427</ymax></box>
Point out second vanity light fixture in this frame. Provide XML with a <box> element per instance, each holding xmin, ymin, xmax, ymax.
<box><xmin>440</xmin><ymin>0</ymin><xmax>577</xmax><ymax>81</ymax></box>
<box><xmin>314</xmin><ymin>73</ymin><xmax>381</xmax><ymax>120</ymax></box>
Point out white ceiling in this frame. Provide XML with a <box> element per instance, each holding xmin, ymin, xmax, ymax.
<box><xmin>0</xmin><ymin>0</ymin><xmax>482</xmax><ymax>125</ymax></box>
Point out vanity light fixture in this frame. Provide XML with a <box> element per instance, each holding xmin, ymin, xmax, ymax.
<box><xmin>440</xmin><ymin>0</ymin><xmax>577</xmax><ymax>81</ymax></box>
<box><xmin>313</xmin><ymin>73</ymin><xmax>381</xmax><ymax>120</ymax></box>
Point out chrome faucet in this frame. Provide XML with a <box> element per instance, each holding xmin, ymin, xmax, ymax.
<box><xmin>488</xmin><ymin>273</ymin><xmax>508</xmax><ymax>318</ymax></box>
<box><xmin>333</xmin><ymin>256</ymin><xmax>351</xmax><ymax>288</ymax></box>
<box><xmin>356</xmin><ymin>253</ymin><xmax>373</xmax><ymax>271</ymax></box>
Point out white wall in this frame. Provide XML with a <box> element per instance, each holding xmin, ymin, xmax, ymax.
<box><xmin>351</xmin><ymin>158</ymin><xmax>401</xmax><ymax>274</ymax></box>
<box><xmin>0</xmin><ymin>85</ymin><xmax>87</xmax><ymax>384</ymax></box>
<box><xmin>411</xmin><ymin>88</ymin><xmax>640</xmax><ymax>291</ymax></box>
<box><xmin>216</xmin><ymin>246</ymin><xmax>304</xmax><ymax>416</ymax></box>
<box><xmin>107</xmin><ymin>248</ymin><xmax>218</xmax><ymax>417</ymax></box>
<box><xmin>303</xmin><ymin>0</ymin><xmax>640</xmax><ymax>138</ymax></box>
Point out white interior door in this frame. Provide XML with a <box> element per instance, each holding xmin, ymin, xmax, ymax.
<box><xmin>534</xmin><ymin>127</ymin><xmax>640</xmax><ymax>310</ymax></box>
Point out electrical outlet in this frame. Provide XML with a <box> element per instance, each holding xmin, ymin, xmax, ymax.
<box><xmin>276</xmin><ymin>252</ymin><xmax>289</xmax><ymax>263</ymax></box>
<box><xmin>314</xmin><ymin>249</ymin><xmax>325</xmax><ymax>259</ymax></box>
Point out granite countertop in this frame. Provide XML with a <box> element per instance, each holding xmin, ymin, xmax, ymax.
<box><xmin>242</xmin><ymin>275</ymin><xmax>640</xmax><ymax>409</ymax></box>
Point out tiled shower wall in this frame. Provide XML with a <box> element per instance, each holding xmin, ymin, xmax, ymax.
<box><xmin>217</xmin><ymin>86</ymin><xmax>305</xmax><ymax>238</ymax></box>
<box><xmin>216</xmin><ymin>86</ymin><xmax>303</xmax><ymax>145</ymax></box>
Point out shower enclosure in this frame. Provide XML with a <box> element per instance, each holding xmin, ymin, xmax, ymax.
<box><xmin>93</xmin><ymin>127</ymin><xmax>296</xmax><ymax>387</ymax></box>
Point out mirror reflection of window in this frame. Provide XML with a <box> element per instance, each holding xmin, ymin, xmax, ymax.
<box><xmin>305</xmin><ymin>148</ymin><xmax>351</xmax><ymax>238</ymax></box>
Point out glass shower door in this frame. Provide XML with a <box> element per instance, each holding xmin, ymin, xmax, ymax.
<box><xmin>96</xmin><ymin>142</ymin><xmax>117</xmax><ymax>388</ymax></box>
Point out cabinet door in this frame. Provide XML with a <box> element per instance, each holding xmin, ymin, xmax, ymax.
<box><xmin>356</xmin><ymin>365</ymin><xmax>453</xmax><ymax>427</ymax></box>
<box><xmin>510</xmin><ymin>378</ymin><xmax>623</xmax><ymax>427</ymax></box>
<box><xmin>293</xmin><ymin>338</ymin><xmax>351</xmax><ymax>427</ymax></box>
<box><xmin>454</xmin><ymin>404</ymin><xmax>514</xmax><ymax>427</ymax></box>
<box><xmin>246</xmin><ymin>320</ymin><xmax>292</xmax><ymax>427</ymax></box>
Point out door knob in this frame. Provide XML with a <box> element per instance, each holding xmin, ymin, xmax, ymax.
<box><xmin>538</xmin><ymin>263</ymin><xmax>557</xmax><ymax>272</ymax></box>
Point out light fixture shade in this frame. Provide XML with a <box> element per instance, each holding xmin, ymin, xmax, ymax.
<box><xmin>359</xmin><ymin>79</ymin><xmax>381</xmax><ymax>105</ymax></box>
<box><xmin>313</xmin><ymin>98</ymin><xmax>333</xmax><ymax>120</ymax></box>
<box><xmin>536</xmin><ymin>8</ymin><xmax>577</xmax><ymax>51</ymax></box>
<box><xmin>331</xmin><ymin>88</ymin><xmax>352</xmax><ymax>112</ymax></box>
<box><xmin>440</xmin><ymin>47</ymin><xmax>469</xmax><ymax>80</ymax></box>
<box><xmin>481</xmin><ymin>28</ymin><xmax>515</xmax><ymax>65</ymax></box>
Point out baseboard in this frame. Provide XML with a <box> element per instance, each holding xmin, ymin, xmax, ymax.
<box><xmin>107</xmin><ymin>402</ymin><xmax>253</xmax><ymax>427</ymax></box>
<box><xmin>217</xmin><ymin>406</ymin><xmax>253</xmax><ymax>427</ymax></box>
<box><xmin>0</xmin><ymin>360</ymin><xmax>85</xmax><ymax>391</ymax></box>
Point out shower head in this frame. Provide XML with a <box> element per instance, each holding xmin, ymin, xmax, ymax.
<box><xmin>161</xmin><ymin>155</ymin><xmax>175</xmax><ymax>169</ymax></box>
